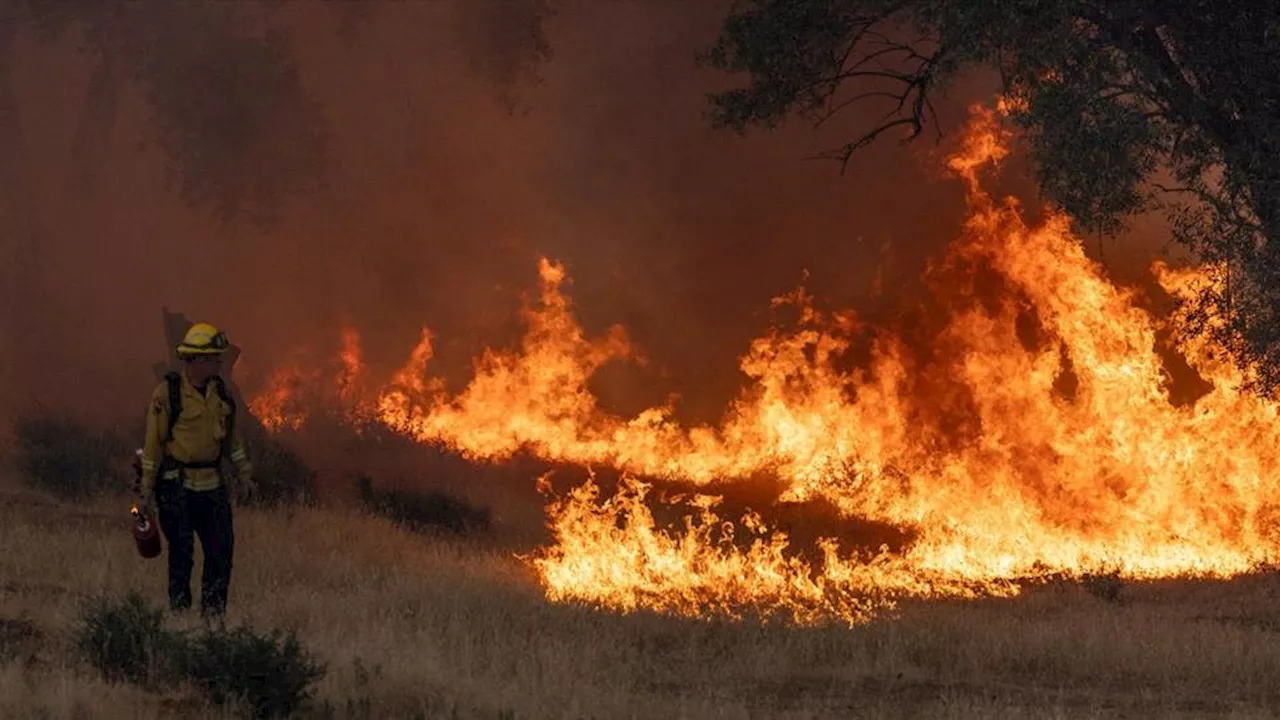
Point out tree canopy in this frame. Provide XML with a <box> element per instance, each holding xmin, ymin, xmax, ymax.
<box><xmin>7</xmin><ymin>0</ymin><xmax>329</xmax><ymax>229</ymax></box>
<box><xmin>702</xmin><ymin>0</ymin><xmax>1280</xmax><ymax>396</ymax></box>
<box><xmin>3</xmin><ymin>1</ymin><xmax>557</xmax><ymax>228</ymax></box>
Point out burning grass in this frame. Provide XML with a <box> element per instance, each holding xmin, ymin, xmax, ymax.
<box><xmin>232</xmin><ymin>103</ymin><xmax>1280</xmax><ymax>629</ymax></box>
<box><xmin>3</xmin><ymin>480</ymin><xmax>1280</xmax><ymax>718</ymax></box>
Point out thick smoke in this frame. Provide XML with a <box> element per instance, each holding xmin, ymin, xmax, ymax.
<box><xmin>0</xmin><ymin>1</ymin><xmax>1176</xmax><ymax>432</ymax></box>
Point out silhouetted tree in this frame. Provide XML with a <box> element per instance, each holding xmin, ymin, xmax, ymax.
<box><xmin>0</xmin><ymin>1</ymin><xmax>331</xmax><ymax>408</ymax></box>
<box><xmin>7</xmin><ymin>0</ymin><xmax>329</xmax><ymax>228</ymax></box>
<box><xmin>450</xmin><ymin>0</ymin><xmax>555</xmax><ymax>114</ymax></box>
<box><xmin>702</xmin><ymin>1</ymin><xmax>1280</xmax><ymax>396</ymax></box>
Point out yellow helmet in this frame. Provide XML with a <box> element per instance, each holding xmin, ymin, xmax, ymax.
<box><xmin>176</xmin><ymin>322</ymin><xmax>230</xmax><ymax>357</ymax></box>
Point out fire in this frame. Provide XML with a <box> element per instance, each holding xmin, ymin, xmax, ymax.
<box><xmin>249</xmin><ymin>103</ymin><xmax>1280</xmax><ymax>626</ymax></box>
<box><xmin>530</xmin><ymin>473</ymin><xmax>1017</xmax><ymax>625</ymax></box>
<box><xmin>248</xmin><ymin>363</ymin><xmax>318</xmax><ymax>432</ymax></box>
<box><xmin>377</xmin><ymin>259</ymin><xmax>643</xmax><ymax>464</ymax></box>
<box><xmin>247</xmin><ymin>325</ymin><xmax>379</xmax><ymax>432</ymax></box>
<box><xmin>336</xmin><ymin>326</ymin><xmax>367</xmax><ymax>403</ymax></box>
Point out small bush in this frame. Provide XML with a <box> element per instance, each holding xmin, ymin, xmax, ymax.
<box><xmin>0</xmin><ymin>616</ymin><xmax>43</xmax><ymax>665</ymax></box>
<box><xmin>71</xmin><ymin>592</ymin><xmax>181</xmax><ymax>687</ymax></box>
<box><xmin>11</xmin><ymin>411</ymin><xmax>129</xmax><ymax>500</ymax></box>
<box><xmin>71</xmin><ymin>592</ymin><xmax>326</xmax><ymax>717</ymax></box>
<box><xmin>180</xmin><ymin>625</ymin><xmax>327</xmax><ymax>719</ymax></box>
<box><xmin>356</xmin><ymin>475</ymin><xmax>491</xmax><ymax>536</ymax></box>
<box><xmin>244</xmin><ymin>432</ymin><xmax>317</xmax><ymax>509</ymax></box>
<box><xmin>1083</xmin><ymin>572</ymin><xmax>1125</xmax><ymax>604</ymax></box>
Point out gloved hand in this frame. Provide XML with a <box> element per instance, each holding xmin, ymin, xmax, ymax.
<box><xmin>236</xmin><ymin>470</ymin><xmax>257</xmax><ymax>506</ymax></box>
<box><xmin>134</xmin><ymin>493</ymin><xmax>152</xmax><ymax>519</ymax></box>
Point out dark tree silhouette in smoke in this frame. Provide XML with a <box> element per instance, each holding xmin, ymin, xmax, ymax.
<box><xmin>450</xmin><ymin>0</ymin><xmax>556</xmax><ymax>114</ymax></box>
<box><xmin>0</xmin><ymin>1</ymin><xmax>331</xmax><ymax>410</ymax></box>
<box><xmin>701</xmin><ymin>0</ymin><xmax>1280</xmax><ymax>398</ymax></box>
<box><xmin>129</xmin><ymin>6</ymin><xmax>328</xmax><ymax>229</ymax></box>
<box><xmin>6</xmin><ymin>0</ymin><xmax>328</xmax><ymax>229</ymax></box>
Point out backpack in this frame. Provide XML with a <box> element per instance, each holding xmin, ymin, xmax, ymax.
<box><xmin>163</xmin><ymin>372</ymin><xmax>237</xmax><ymax>463</ymax></box>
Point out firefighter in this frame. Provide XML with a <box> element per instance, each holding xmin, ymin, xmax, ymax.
<box><xmin>135</xmin><ymin>322</ymin><xmax>255</xmax><ymax>618</ymax></box>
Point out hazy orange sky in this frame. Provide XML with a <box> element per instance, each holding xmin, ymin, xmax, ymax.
<box><xmin>0</xmin><ymin>1</ymin><xmax>1178</xmax><ymax>427</ymax></box>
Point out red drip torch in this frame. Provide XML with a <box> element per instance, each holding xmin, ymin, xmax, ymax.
<box><xmin>130</xmin><ymin>449</ymin><xmax>161</xmax><ymax>559</ymax></box>
<box><xmin>131</xmin><ymin>504</ymin><xmax>161</xmax><ymax>559</ymax></box>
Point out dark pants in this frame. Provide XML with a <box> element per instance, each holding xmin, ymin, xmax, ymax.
<box><xmin>156</xmin><ymin>482</ymin><xmax>235</xmax><ymax>617</ymax></box>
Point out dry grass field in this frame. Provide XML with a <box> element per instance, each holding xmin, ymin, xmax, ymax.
<box><xmin>3</xmin><ymin>478</ymin><xmax>1280</xmax><ymax>719</ymax></box>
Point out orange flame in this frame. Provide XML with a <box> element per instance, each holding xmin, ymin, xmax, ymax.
<box><xmin>337</xmin><ymin>326</ymin><xmax>366</xmax><ymax>402</ymax></box>
<box><xmin>247</xmin><ymin>324</ymin><xmax>378</xmax><ymax>433</ymax></box>
<box><xmin>248</xmin><ymin>363</ymin><xmax>318</xmax><ymax>432</ymax></box>
<box><xmin>249</xmin><ymin>104</ymin><xmax>1280</xmax><ymax>625</ymax></box>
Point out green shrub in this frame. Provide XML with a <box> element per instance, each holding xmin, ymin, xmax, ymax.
<box><xmin>71</xmin><ymin>592</ymin><xmax>181</xmax><ymax>687</ymax></box>
<box><xmin>10</xmin><ymin>411</ymin><xmax>129</xmax><ymax>500</ymax></box>
<box><xmin>71</xmin><ymin>592</ymin><xmax>327</xmax><ymax>717</ymax></box>
<box><xmin>180</xmin><ymin>625</ymin><xmax>327</xmax><ymax>719</ymax></box>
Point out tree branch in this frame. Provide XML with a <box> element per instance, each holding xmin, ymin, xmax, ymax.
<box><xmin>806</xmin><ymin>116</ymin><xmax>923</xmax><ymax>173</ymax></box>
<box><xmin>814</xmin><ymin>90</ymin><xmax>908</xmax><ymax>128</ymax></box>
<box><xmin>1154</xmin><ymin>182</ymin><xmax>1263</xmax><ymax>235</ymax></box>
<box><xmin>804</xmin><ymin>30</ymin><xmax>945</xmax><ymax>168</ymax></box>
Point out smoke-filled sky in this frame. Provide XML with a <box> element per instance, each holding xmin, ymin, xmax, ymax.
<box><xmin>0</xmin><ymin>0</ymin><xmax>1177</xmax><ymax>427</ymax></box>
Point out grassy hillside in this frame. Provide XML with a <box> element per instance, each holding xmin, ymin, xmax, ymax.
<box><xmin>3</xmin><ymin>478</ymin><xmax>1280</xmax><ymax>718</ymax></box>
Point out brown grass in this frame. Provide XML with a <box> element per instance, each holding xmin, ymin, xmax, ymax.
<box><xmin>3</xmin><ymin>480</ymin><xmax>1280</xmax><ymax>719</ymax></box>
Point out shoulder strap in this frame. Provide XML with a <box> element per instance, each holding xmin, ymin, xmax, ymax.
<box><xmin>212</xmin><ymin>376</ymin><xmax>236</xmax><ymax>451</ymax></box>
<box><xmin>212</xmin><ymin>375</ymin><xmax>234</xmax><ymax>412</ymax></box>
<box><xmin>163</xmin><ymin>372</ymin><xmax>182</xmax><ymax>441</ymax></box>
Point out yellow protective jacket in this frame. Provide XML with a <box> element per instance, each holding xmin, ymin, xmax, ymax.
<box><xmin>139</xmin><ymin>372</ymin><xmax>251</xmax><ymax>496</ymax></box>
